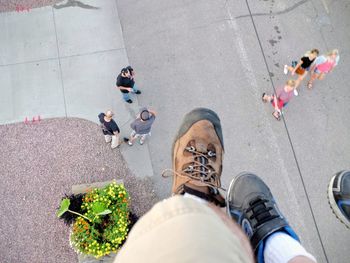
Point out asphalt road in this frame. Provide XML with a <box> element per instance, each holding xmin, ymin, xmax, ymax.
<box><xmin>116</xmin><ymin>0</ymin><xmax>350</xmax><ymax>262</ymax></box>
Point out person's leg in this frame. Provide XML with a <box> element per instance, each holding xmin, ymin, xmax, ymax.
<box><xmin>317</xmin><ymin>72</ymin><xmax>325</xmax><ymax>80</ymax></box>
<box><xmin>128</xmin><ymin>131</ymin><xmax>138</xmax><ymax>145</ymax></box>
<box><xmin>132</xmin><ymin>83</ymin><xmax>141</xmax><ymax>94</ymax></box>
<box><xmin>104</xmin><ymin>134</ymin><xmax>111</xmax><ymax>143</ymax></box>
<box><xmin>263</xmin><ymin>233</ymin><xmax>316</xmax><ymax>263</ymax></box>
<box><xmin>111</xmin><ymin>134</ymin><xmax>120</xmax><ymax>149</ymax></box>
<box><xmin>271</xmin><ymin>97</ymin><xmax>282</xmax><ymax>120</ymax></box>
<box><xmin>295</xmin><ymin>71</ymin><xmax>307</xmax><ymax>90</ymax></box>
<box><xmin>262</xmin><ymin>93</ymin><xmax>273</xmax><ymax>103</ymax></box>
<box><xmin>308</xmin><ymin>71</ymin><xmax>319</xmax><ymax>89</ymax></box>
<box><xmin>139</xmin><ymin>134</ymin><xmax>147</xmax><ymax>145</ymax></box>
<box><xmin>115</xmin><ymin>196</ymin><xmax>254</xmax><ymax>263</ymax></box>
<box><xmin>122</xmin><ymin>92</ymin><xmax>132</xmax><ymax>103</ymax></box>
<box><xmin>328</xmin><ymin>170</ymin><xmax>350</xmax><ymax>228</ymax></box>
<box><xmin>285</xmin><ymin>65</ymin><xmax>294</xmax><ymax>74</ymax></box>
<box><xmin>262</xmin><ymin>93</ymin><xmax>281</xmax><ymax>120</ymax></box>
<box><xmin>226</xmin><ymin>173</ymin><xmax>316</xmax><ymax>263</ymax></box>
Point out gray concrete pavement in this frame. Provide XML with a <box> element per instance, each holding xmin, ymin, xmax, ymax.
<box><xmin>116</xmin><ymin>0</ymin><xmax>350</xmax><ymax>262</ymax></box>
<box><xmin>0</xmin><ymin>0</ymin><xmax>154</xmax><ymax>179</ymax></box>
<box><xmin>0</xmin><ymin>0</ymin><xmax>349</xmax><ymax>262</ymax></box>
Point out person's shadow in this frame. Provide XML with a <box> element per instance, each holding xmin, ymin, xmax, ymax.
<box><xmin>53</xmin><ymin>0</ymin><xmax>100</xmax><ymax>10</ymax></box>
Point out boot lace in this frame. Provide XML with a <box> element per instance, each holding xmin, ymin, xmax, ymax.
<box><xmin>162</xmin><ymin>146</ymin><xmax>225</xmax><ymax>191</ymax></box>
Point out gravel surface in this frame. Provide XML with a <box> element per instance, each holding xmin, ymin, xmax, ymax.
<box><xmin>0</xmin><ymin>118</ymin><xmax>159</xmax><ymax>263</ymax></box>
<box><xmin>0</xmin><ymin>0</ymin><xmax>62</xmax><ymax>12</ymax></box>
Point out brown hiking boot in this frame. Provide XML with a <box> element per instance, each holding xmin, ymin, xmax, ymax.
<box><xmin>170</xmin><ymin>108</ymin><xmax>225</xmax><ymax>206</ymax></box>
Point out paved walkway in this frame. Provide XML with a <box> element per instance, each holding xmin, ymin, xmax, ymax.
<box><xmin>0</xmin><ymin>0</ymin><xmax>153</xmax><ymax>180</ymax></box>
<box><xmin>116</xmin><ymin>0</ymin><xmax>350</xmax><ymax>262</ymax></box>
<box><xmin>1</xmin><ymin>0</ymin><xmax>350</xmax><ymax>262</ymax></box>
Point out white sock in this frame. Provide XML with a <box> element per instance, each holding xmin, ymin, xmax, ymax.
<box><xmin>264</xmin><ymin>232</ymin><xmax>317</xmax><ymax>263</ymax></box>
<box><xmin>183</xmin><ymin>193</ymin><xmax>207</xmax><ymax>204</ymax></box>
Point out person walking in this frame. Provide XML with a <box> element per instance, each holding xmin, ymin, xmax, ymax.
<box><xmin>98</xmin><ymin>110</ymin><xmax>120</xmax><ymax>149</ymax></box>
<box><xmin>124</xmin><ymin>107</ymin><xmax>156</xmax><ymax>146</ymax></box>
<box><xmin>307</xmin><ymin>49</ymin><xmax>340</xmax><ymax>89</ymax></box>
<box><xmin>115</xmin><ymin>108</ymin><xmax>316</xmax><ymax>263</ymax></box>
<box><xmin>262</xmin><ymin>80</ymin><xmax>296</xmax><ymax>121</ymax></box>
<box><xmin>116</xmin><ymin>66</ymin><xmax>141</xmax><ymax>104</ymax></box>
<box><xmin>283</xmin><ymin>48</ymin><xmax>319</xmax><ymax>94</ymax></box>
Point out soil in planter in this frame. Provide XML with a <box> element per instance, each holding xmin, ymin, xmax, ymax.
<box><xmin>60</xmin><ymin>194</ymin><xmax>85</xmax><ymax>225</ymax></box>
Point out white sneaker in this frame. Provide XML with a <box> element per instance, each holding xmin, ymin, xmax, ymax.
<box><xmin>294</xmin><ymin>89</ymin><xmax>299</xmax><ymax>96</ymax></box>
<box><xmin>283</xmin><ymin>65</ymin><xmax>288</xmax><ymax>75</ymax></box>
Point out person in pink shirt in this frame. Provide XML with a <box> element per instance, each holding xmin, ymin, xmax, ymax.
<box><xmin>262</xmin><ymin>80</ymin><xmax>296</xmax><ymax>121</ymax></box>
<box><xmin>307</xmin><ymin>49</ymin><xmax>339</xmax><ymax>89</ymax></box>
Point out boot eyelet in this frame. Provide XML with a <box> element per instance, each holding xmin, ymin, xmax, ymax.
<box><xmin>208</xmin><ymin>151</ymin><xmax>216</xmax><ymax>157</ymax></box>
<box><xmin>185</xmin><ymin>146</ymin><xmax>196</xmax><ymax>152</ymax></box>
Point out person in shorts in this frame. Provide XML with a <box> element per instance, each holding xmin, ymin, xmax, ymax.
<box><xmin>116</xmin><ymin>66</ymin><xmax>141</xmax><ymax>104</ymax></box>
<box><xmin>124</xmin><ymin>107</ymin><xmax>156</xmax><ymax>146</ymax></box>
<box><xmin>283</xmin><ymin>48</ymin><xmax>319</xmax><ymax>94</ymax></box>
<box><xmin>98</xmin><ymin>110</ymin><xmax>120</xmax><ymax>149</ymax></box>
<box><xmin>262</xmin><ymin>80</ymin><xmax>296</xmax><ymax>121</ymax></box>
<box><xmin>307</xmin><ymin>49</ymin><xmax>340</xmax><ymax>89</ymax></box>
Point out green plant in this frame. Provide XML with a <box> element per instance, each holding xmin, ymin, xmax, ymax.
<box><xmin>57</xmin><ymin>198</ymin><xmax>92</xmax><ymax>222</ymax></box>
<box><xmin>58</xmin><ymin>182</ymin><xmax>130</xmax><ymax>258</ymax></box>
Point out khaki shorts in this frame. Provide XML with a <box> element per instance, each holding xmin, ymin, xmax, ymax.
<box><xmin>114</xmin><ymin>196</ymin><xmax>251</xmax><ymax>263</ymax></box>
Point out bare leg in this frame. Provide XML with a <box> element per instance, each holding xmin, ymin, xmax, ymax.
<box><xmin>287</xmin><ymin>66</ymin><xmax>295</xmax><ymax>73</ymax></box>
<box><xmin>129</xmin><ymin>135</ymin><xmax>137</xmax><ymax>144</ymax></box>
<box><xmin>208</xmin><ymin>203</ymin><xmax>254</xmax><ymax>263</ymax></box>
<box><xmin>262</xmin><ymin>94</ymin><xmax>273</xmax><ymax>103</ymax></box>
<box><xmin>308</xmin><ymin>72</ymin><xmax>318</xmax><ymax>89</ymax></box>
<box><xmin>318</xmin><ymin>72</ymin><xmax>325</xmax><ymax>80</ymax></box>
<box><xmin>295</xmin><ymin>72</ymin><xmax>307</xmax><ymax>89</ymax></box>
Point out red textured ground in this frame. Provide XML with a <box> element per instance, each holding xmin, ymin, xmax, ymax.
<box><xmin>0</xmin><ymin>0</ymin><xmax>62</xmax><ymax>12</ymax></box>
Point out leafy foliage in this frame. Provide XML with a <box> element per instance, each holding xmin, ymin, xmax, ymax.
<box><xmin>57</xmin><ymin>198</ymin><xmax>70</xmax><ymax>218</ymax></box>
<box><xmin>58</xmin><ymin>194</ymin><xmax>85</xmax><ymax>225</ymax></box>
<box><xmin>68</xmin><ymin>182</ymin><xmax>131</xmax><ymax>258</ymax></box>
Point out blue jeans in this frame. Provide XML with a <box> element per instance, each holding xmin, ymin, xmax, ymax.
<box><xmin>122</xmin><ymin>84</ymin><xmax>139</xmax><ymax>101</ymax></box>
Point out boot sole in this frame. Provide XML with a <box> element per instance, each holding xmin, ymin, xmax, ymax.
<box><xmin>172</xmin><ymin>108</ymin><xmax>224</xmax><ymax>159</ymax></box>
<box><xmin>327</xmin><ymin>173</ymin><xmax>350</xmax><ymax>229</ymax></box>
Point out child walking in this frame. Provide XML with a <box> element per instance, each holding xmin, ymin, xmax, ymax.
<box><xmin>283</xmin><ymin>49</ymin><xmax>319</xmax><ymax>95</ymax></box>
<box><xmin>307</xmin><ymin>49</ymin><xmax>340</xmax><ymax>89</ymax></box>
<box><xmin>262</xmin><ymin>80</ymin><xmax>296</xmax><ymax>121</ymax></box>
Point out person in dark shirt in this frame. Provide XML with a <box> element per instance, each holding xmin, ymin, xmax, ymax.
<box><xmin>283</xmin><ymin>49</ymin><xmax>319</xmax><ymax>94</ymax></box>
<box><xmin>98</xmin><ymin>110</ymin><xmax>120</xmax><ymax>149</ymax></box>
<box><xmin>262</xmin><ymin>80</ymin><xmax>296</xmax><ymax>121</ymax></box>
<box><xmin>116</xmin><ymin>66</ymin><xmax>141</xmax><ymax>104</ymax></box>
<box><xmin>123</xmin><ymin>107</ymin><xmax>156</xmax><ymax>146</ymax></box>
